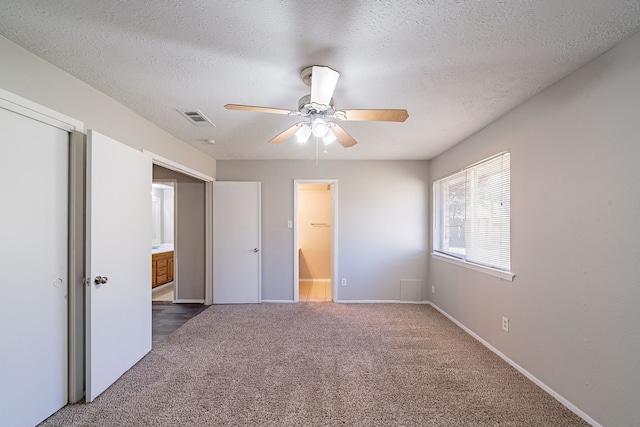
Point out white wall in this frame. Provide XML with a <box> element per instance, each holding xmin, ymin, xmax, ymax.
<box><xmin>428</xmin><ymin>31</ymin><xmax>640</xmax><ymax>426</ymax></box>
<box><xmin>216</xmin><ymin>160</ymin><xmax>429</xmax><ymax>302</ymax></box>
<box><xmin>0</xmin><ymin>35</ymin><xmax>215</xmax><ymax>177</ymax></box>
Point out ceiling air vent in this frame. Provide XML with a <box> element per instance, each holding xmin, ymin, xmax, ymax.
<box><xmin>177</xmin><ymin>109</ymin><xmax>216</xmax><ymax>127</ymax></box>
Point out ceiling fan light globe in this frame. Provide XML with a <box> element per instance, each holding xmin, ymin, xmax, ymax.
<box><xmin>295</xmin><ymin>125</ymin><xmax>311</xmax><ymax>143</ymax></box>
<box><xmin>311</xmin><ymin>118</ymin><xmax>329</xmax><ymax>137</ymax></box>
<box><xmin>323</xmin><ymin>129</ymin><xmax>337</xmax><ymax>145</ymax></box>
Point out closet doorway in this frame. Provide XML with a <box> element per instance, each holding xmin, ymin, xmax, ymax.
<box><xmin>293</xmin><ymin>180</ymin><xmax>338</xmax><ymax>302</ymax></box>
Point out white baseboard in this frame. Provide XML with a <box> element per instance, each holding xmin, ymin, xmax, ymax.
<box><xmin>335</xmin><ymin>300</ymin><xmax>430</xmax><ymax>304</ymax></box>
<box><xmin>173</xmin><ymin>299</ymin><xmax>205</xmax><ymax>304</ymax></box>
<box><xmin>261</xmin><ymin>299</ymin><xmax>430</xmax><ymax>304</ymax></box>
<box><xmin>428</xmin><ymin>302</ymin><xmax>601</xmax><ymax>427</ymax></box>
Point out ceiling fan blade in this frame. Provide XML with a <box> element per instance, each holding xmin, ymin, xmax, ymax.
<box><xmin>268</xmin><ymin>124</ymin><xmax>300</xmax><ymax>144</ymax></box>
<box><xmin>224</xmin><ymin>104</ymin><xmax>295</xmax><ymax>115</ymax></box>
<box><xmin>310</xmin><ymin>66</ymin><xmax>340</xmax><ymax>106</ymax></box>
<box><xmin>331</xmin><ymin>124</ymin><xmax>358</xmax><ymax>148</ymax></box>
<box><xmin>340</xmin><ymin>109</ymin><xmax>409</xmax><ymax>122</ymax></box>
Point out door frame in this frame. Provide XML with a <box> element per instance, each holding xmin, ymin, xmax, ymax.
<box><xmin>293</xmin><ymin>179</ymin><xmax>338</xmax><ymax>302</ymax></box>
<box><xmin>143</xmin><ymin>150</ymin><xmax>214</xmax><ymax>305</ymax></box>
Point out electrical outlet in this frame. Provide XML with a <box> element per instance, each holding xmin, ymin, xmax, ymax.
<box><xmin>431</xmin><ymin>285</ymin><xmax>435</xmax><ymax>293</ymax></box>
<box><xmin>502</xmin><ymin>316</ymin><xmax>509</xmax><ymax>332</ymax></box>
<box><xmin>341</xmin><ymin>278</ymin><xmax>347</xmax><ymax>286</ymax></box>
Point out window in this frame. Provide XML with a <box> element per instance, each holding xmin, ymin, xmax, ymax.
<box><xmin>433</xmin><ymin>152</ymin><xmax>512</xmax><ymax>279</ymax></box>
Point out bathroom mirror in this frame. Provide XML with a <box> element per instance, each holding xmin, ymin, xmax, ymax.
<box><xmin>151</xmin><ymin>182</ymin><xmax>175</xmax><ymax>248</ymax></box>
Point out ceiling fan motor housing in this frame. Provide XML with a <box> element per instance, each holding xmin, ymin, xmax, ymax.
<box><xmin>298</xmin><ymin>94</ymin><xmax>337</xmax><ymax>117</ymax></box>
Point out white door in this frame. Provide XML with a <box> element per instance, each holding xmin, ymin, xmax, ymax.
<box><xmin>85</xmin><ymin>130</ymin><xmax>152</xmax><ymax>401</ymax></box>
<box><xmin>213</xmin><ymin>182</ymin><xmax>261</xmax><ymax>303</ymax></box>
<box><xmin>0</xmin><ymin>107</ymin><xmax>68</xmax><ymax>426</ymax></box>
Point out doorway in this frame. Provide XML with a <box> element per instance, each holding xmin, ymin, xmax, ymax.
<box><xmin>150</xmin><ymin>164</ymin><xmax>212</xmax><ymax>345</ymax></box>
<box><xmin>152</xmin><ymin>165</ymin><xmax>208</xmax><ymax>303</ymax></box>
<box><xmin>293</xmin><ymin>180</ymin><xmax>338</xmax><ymax>302</ymax></box>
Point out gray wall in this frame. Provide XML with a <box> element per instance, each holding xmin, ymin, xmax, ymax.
<box><xmin>428</xmin><ymin>31</ymin><xmax>640</xmax><ymax>426</ymax></box>
<box><xmin>153</xmin><ymin>166</ymin><xmax>206</xmax><ymax>301</ymax></box>
<box><xmin>217</xmin><ymin>160</ymin><xmax>429</xmax><ymax>302</ymax></box>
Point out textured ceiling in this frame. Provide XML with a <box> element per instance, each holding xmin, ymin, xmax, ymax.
<box><xmin>1</xmin><ymin>1</ymin><xmax>639</xmax><ymax>160</ymax></box>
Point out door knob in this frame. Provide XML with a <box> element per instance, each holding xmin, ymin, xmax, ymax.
<box><xmin>94</xmin><ymin>276</ymin><xmax>109</xmax><ymax>285</ymax></box>
<box><xmin>253</xmin><ymin>248</ymin><xmax>259</xmax><ymax>253</ymax></box>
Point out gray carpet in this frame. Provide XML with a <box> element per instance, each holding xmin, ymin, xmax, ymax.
<box><xmin>41</xmin><ymin>304</ymin><xmax>588</xmax><ymax>426</ymax></box>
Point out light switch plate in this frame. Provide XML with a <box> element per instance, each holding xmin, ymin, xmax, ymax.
<box><xmin>287</xmin><ymin>220</ymin><xmax>292</xmax><ymax>229</ymax></box>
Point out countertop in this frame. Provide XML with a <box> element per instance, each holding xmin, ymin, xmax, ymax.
<box><xmin>152</xmin><ymin>243</ymin><xmax>174</xmax><ymax>255</ymax></box>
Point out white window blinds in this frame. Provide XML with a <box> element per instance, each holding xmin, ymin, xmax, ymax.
<box><xmin>435</xmin><ymin>152</ymin><xmax>511</xmax><ymax>272</ymax></box>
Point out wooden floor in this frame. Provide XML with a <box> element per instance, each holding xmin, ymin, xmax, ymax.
<box><xmin>152</xmin><ymin>302</ymin><xmax>207</xmax><ymax>346</ymax></box>
<box><xmin>299</xmin><ymin>280</ymin><xmax>332</xmax><ymax>302</ymax></box>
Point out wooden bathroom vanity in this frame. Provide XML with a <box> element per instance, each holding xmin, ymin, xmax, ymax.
<box><xmin>152</xmin><ymin>250</ymin><xmax>174</xmax><ymax>288</ymax></box>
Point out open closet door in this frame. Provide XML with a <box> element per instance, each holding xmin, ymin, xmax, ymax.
<box><xmin>85</xmin><ymin>130</ymin><xmax>152</xmax><ymax>402</ymax></box>
<box><xmin>213</xmin><ymin>182</ymin><xmax>261</xmax><ymax>303</ymax></box>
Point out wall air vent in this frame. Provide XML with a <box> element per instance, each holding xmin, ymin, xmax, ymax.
<box><xmin>177</xmin><ymin>109</ymin><xmax>216</xmax><ymax>127</ymax></box>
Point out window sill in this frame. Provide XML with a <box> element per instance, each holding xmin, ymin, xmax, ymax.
<box><xmin>431</xmin><ymin>252</ymin><xmax>515</xmax><ymax>282</ymax></box>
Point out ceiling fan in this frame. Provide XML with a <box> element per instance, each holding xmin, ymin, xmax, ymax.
<box><xmin>224</xmin><ymin>66</ymin><xmax>409</xmax><ymax>148</ymax></box>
